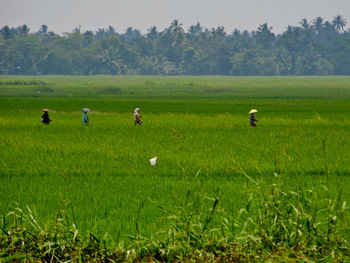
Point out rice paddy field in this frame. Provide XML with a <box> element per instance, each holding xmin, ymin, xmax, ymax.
<box><xmin>1</xmin><ymin>76</ymin><xmax>350</xmax><ymax>261</ymax></box>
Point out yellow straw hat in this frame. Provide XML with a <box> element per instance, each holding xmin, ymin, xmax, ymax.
<box><xmin>249</xmin><ymin>109</ymin><xmax>258</xmax><ymax>114</ymax></box>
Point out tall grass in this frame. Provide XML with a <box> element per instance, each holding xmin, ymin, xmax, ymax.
<box><xmin>1</xmin><ymin>172</ymin><xmax>349</xmax><ymax>261</ymax></box>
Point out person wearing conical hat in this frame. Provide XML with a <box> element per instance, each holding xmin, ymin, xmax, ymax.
<box><xmin>249</xmin><ymin>109</ymin><xmax>258</xmax><ymax>127</ymax></box>
<box><xmin>41</xmin><ymin>109</ymin><xmax>51</xmax><ymax>125</ymax></box>
<box><xmin>134</xmin><ymin>108</ymin><xmax>143</xmax><ymax>125</ymax></box>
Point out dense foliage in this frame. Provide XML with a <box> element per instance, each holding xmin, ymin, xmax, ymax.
<box><xmin>1</xmin><ymin>15</ymin><xmax>350</xmax><ymax>75</ymax></box>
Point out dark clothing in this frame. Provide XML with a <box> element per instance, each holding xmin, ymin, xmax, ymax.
<box><xmin>250</xmin><ymin>114</ymin><xmax>258</xmax><ymax>127</ymax></box>
<box><xmin>134</xmin><ymin>112</ymin><xmax>142</xmax><ymax>125</ymax></box>
<box><xmin>41</xmin><ymin>112</ymin><xmax>51</xmax><ymax>125</ymax></box>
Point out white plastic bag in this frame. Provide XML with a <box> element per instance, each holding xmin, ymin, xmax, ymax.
<box><xmin>150</xmin><ymin>157</ymin><xmax>158</xmax><ymax>166</ymax></box>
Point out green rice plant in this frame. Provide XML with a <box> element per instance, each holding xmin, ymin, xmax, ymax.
<box><xmin>0</xmin><ymin>203</ymin><xmax>127</xmax><ymax>262</ymax></box>
<box><xmin>234</xmin><ymin>172</ymin><xmax>350</xmax><ymax>261</ymax></box>
<box><xmin>153</xmin><ymin>189</ymin><xmax>221</xmax><ymax>260</ymax></box>
<box><xmin>1</xmin><ymin>175</ymin><xmax>349</xmax><ymax>262</ymax></box>
<box><xmin>1</xmin><ymin>76</ymin><xmax>350</xmax><ymax>261</ymax></box>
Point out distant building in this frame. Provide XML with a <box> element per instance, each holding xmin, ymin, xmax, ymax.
<box><xmin>163</xmin><ymin>61</ymin><xmax>177</xmax><ymax>75</ymax></box>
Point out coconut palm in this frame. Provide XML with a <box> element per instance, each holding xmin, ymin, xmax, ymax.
<box><xmin>147</xmin><ymin>26</ymin><xmax>158</xmax><ymax>40</ymax></box>
<box><xmin>324</xmin><ymin>21</ymin><xmax>336</xmax><ymax>34</ymax></box>
<box><xmin>38</xmin><ymin>24</ymin><xmax>48</xmax><ymax>36</ymax></box>
<box><xmin>256</xmin><ymin>23</ymin><xmax>275</xmax><ymax>48</ymax></box>
<box><xmin>169</xmin><ymin>20</ymin><xmax>183</xmax><ymax>34</ymax></box>
<box><xmin>194</xmin><ymin>22</ymin><xmax>203</xmax><ymax>34</ymax></box>
<box><xmin>187</xmin><ymin>23</ymin><xmax>203</xmax><ymax>40</ymax></box>
<box><xmin>18</xmin><ymin>24</ymin><xmax>29</xmax><ymax>35</ymax></box>
<box><xmin>299</xmin><ymin>19</ymin><xmax>310</xmax><ymax>30</ymax></box>
<box><xmin>257</xmin><ymin>23</ymin><xmax>273</xmax><ymax>34</ymax></box>
<box><xmin>1</xmin><ymin>25</ymin><xmax>12</xmax><ymax>39</ymax></box>
<box><xmin>232</xmin><ymin>29</ymin><xmax>240</xmax><ymax>38</ymax></box>
<box><xmin>99</xmin><ymin>49</ymin><xmax>123</xmax><ymax>75</ymax></box>
<box><xmin>187</xmin><ymin>25</ymin><xmax>196</xmax><ymax>39</ymax></box>
<box><xmin>312</xmin><ymin>17</ymin><xmax>324</xmax><ymax>33</ymax></box>
<box><xmin>107</xmin><ymin>26</ymin><xmax>116</xmax><ymax>37</ymax></box>
<box><xmin>332</xmin><ymin>15</ymin><xmax>347</xmax><ymax>32</ymax></box>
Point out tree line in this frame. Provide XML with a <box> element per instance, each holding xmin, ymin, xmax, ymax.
<box><xmin>1</xmin><ymin>15</ymin><xmax>350</xmax><ymax>75</ymax></box>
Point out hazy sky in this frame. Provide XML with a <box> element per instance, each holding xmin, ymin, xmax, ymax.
<box><xmin>1</xmin><ymin>0</ymin><xmax>350</xmax><ymax>34</ymax></box>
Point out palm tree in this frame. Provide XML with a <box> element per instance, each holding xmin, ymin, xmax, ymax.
<box><xmin>99</xmin><ymin>48</ymin><xmax>123</xmax><ymax>75</ymax></box>
<box><xmin>123</xmin><ymin>27</ymin><xmax>141</xmax><ymax>40</ymax></box>
<box><xmin>215</xmin><ymin>26</ymin><xmax>226</xmax><ymax>38</ymax></box>
<box><xmin>18</xmin><ymin>24</ymin><xmax>29</xmax><ymax>35</ymax></box>
<box><xmin>332</xmin><ymin>15</ymin><xmax>347</xmax><ymax>32</ymax></box>
<box><xmin>187</xmin><ymin>23</ymin><xmax>202</xmax><ymax>39</ymax></box>
<box><xmin>147</xmin><ymin>26</ymin><xmax>158</xmax><ymax>40</ymax></box>
<box><xmin>95</xmin><ymin>28</ymin><xmax>106</xmax><ymax>39</ymax></box>
<box><xmin>1</xmin><ymin>25</ymin><xmax>12</xmax><ymax>39</ymax></box>
<box><xmin>166</xmin><ymin>20</ymin><xmax>185</xmax><ymax>48</ymax></box>
<box><xmin>324</xmin><ymin>21</ymin><xmax>336</xmax><ymax>33</ymax></box>
<box><xmin>194</xmin><ymin>22</ymin><xmax>203</xmax><ymax>34</ymax></box>
<box><xmin>169</xmin><ymin>20</ymin><xmax>183</xmax><ymax>34</ymax></box>
<box><xmin>38</xmin><ymin>24</ymin><xmax>48</xmax><ymax>35</ymax></box>
<box><xmin>187</xmin><ymin>25</ymin><xmax>196</xmax><ymax>40</ymax></box>
<box><xmin>232</xmin><ymin>28</ymin><xmax>240</xmax><ymax>38</ymax></box>
<box><xmin>256</xmin><ymin>23</ymin><xmax>274</xmax><ymax>48</ymax></box>
<box><xmin>83</xmin><ymin>30</ymin><xmax>94</xmax><ymax>46</ymax></box>
<box><xmin>312</xmin><ymin>17</ymin><xmax>324</xmax><ymax>33</ymax></box>
<box><xmin>107</xmin><ymin>26</ymin><xmax>116</xmax><ymax>37</ymax></box>
<box><xmin>299</xmin><ymin>18</ymin><xmax>310</xmax><ymax>30</ymax></box>
<box><xmin>257</xmin><ymin>23</ymin><xmax>273</xmax><ymax>34</ymax></box>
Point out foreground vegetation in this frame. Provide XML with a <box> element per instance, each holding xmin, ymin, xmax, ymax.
<box><xmin>1</xmin><ymin>76</ymin><xmax>350</xmax><ymax>261</ymax></box>
<box><xmin>2</xmin><ymin>176</ymin><xmax>349</xmax><ymax>261</ymax></box>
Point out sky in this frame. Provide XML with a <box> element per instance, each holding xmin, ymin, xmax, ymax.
<box><xmin>1</xmin><ymin>0</ymin><xmax>350</xmax><ymax>35</ymax></box>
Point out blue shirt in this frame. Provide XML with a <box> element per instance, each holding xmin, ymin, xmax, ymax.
<box><xmin>82</xmin><ymin>112</ymin><xmax>89</xmax><ymax>124</ymax></box>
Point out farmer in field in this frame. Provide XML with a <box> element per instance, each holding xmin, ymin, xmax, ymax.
<box><xmin>81</xmin><ymin>108</ymin><xmax>90</xmax><ymax>125</ymax></box>
<box><xmin>249</xmin><ymin>109</ymin><xmax>258</xmax><ymax>127</ymax></box>
<box><xmin>41</xmin><ymin>109</ymin><xmax>51</xmax><ymax>125</ymax></box>
<box><xmin>134</xmin><ymin>108</ymin><xmax>143</xmax><ymax>125</ymax></box>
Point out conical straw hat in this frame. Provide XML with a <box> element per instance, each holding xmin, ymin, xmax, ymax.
<box><xmin>249</xmin><ymin>109</ymin><xmax>258</xmax><ymax>114</ymax></box>
<box><xmin>41</xmin><ymin>108</ymin><xmax>51</xmax><ymax>112</ymax></box>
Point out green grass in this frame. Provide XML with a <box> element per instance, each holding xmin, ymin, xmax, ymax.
<box><xmin>1</xmin><ymin>76</ymin><xmax>350</xmax><ymax>261</ymax></box>
<box><xmin>1</xmin><ymin>75</ymin><xmax>350</xmax><ymax>99</ymax></box>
